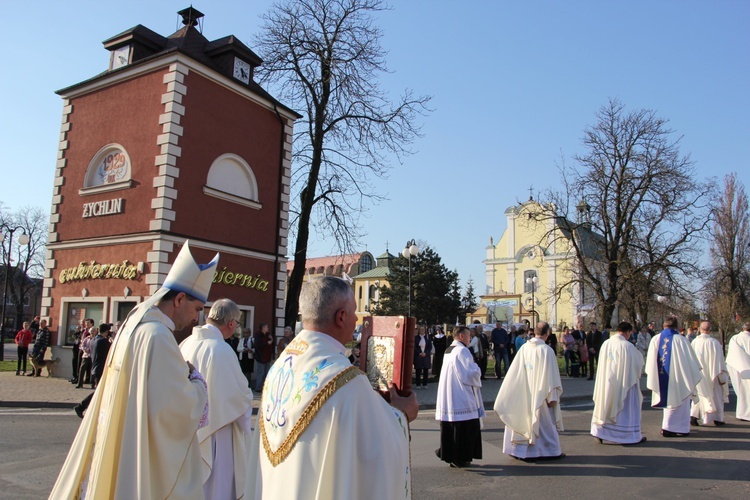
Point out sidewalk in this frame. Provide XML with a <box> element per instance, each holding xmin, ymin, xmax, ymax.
<box><xmin>0</xmin><ymin>368</ymin><xmax>644</xmax><ymax>410</ymax></box>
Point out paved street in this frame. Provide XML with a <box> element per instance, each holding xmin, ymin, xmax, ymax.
<box><xmin>2</xmin><ymin>361</ymin><xmax>750</xmax><ymax>498</ymax></box>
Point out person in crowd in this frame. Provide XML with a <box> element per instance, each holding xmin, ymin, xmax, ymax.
<box><xmin>90</xmin><ymin>323</ymin><xmax>112</xmax><ymax>389</ymax></box>
<box><xmin>690</xmin><ymin>321</ymin><xmax>729</xmax><ymax>427</ymax></box>
<box><xmin>561</xmin><ymin>326</ymin><xmax>577</xmax><ymax>377</ymax></box>
<box><xmin>647</xmin><ymin>322</ymin><xmax>656</xmax><ymax>337</ymax></box>
<box><xmin>414</xmin><ymin>324</ymin><xmax>433</xmax><ymax>389</ymax></box>
<box><xmin>494</xmin><ymin>321</ymin><xmax>565</xmax><ymax>462</ymax></box>
<box><xmin>478</xmin><ymin>326</ymin><xmax>490</xmax><ymax>379</ymax></box>
<box><xmin>50</xmin><ymin>241</ymin><xmax>216</xmax><ymax>498</ymax></box>
<box><xmin>727</xmin><ymin>321</ymin><xmax>750</xmax><ymax>422</ymax></box>
<box><xmin>514</xmin><ymin>327</ymin><xmax>527</xmax><ymax>353</ymax></box>
<box><xmin>30</xmin><ymin>315</ymin><xmax>40</xmax><ymax>334</ymax></box>
<box><xmin>245</xmin><ymin>276</ymin><xmax>417</xmax><ymax>499</ymax></box>
<box><xmin>508</xmin><ymin>324</ymin><xmax>518</xmax><ymax>363</ymax></box>
<box><xmin>431</xmin><ymin>326</ymin><xmax>448</xmax><ymax>377</ymax></box>
<box><xmin>276</xmin><ymin>326</ymin><xmax>295</xmax><ymax>358</ymax></box>
<box><xmin>546</xmin><ymin>328</ymin><xmax>558</xmax><ymax>356</ymax></box>
<box><xmin>646</xmin><ymin>316</ymin><xmax>702</xmax><ymax>437</ymax></box>
<box><xmin>591</xmin><ymin>321</ymin><xmax>646</xmax><ymax>445</ymax></box>
<box><xmin>69</xmin><ymin>321</ymin><xmax>83</xmax><ymax>383</ymax></box>
<box><xmin>76</xmin><ymin>327</ymin><xmax>93</xmax><ymax>388</ymax></box>
<box><xmin>586</xmin><ymin>322</ymin><xmax>604</xmax><ymax>380</ymax></box>
<box><xmin>490</xmin><ymin>321</ymin><xmax>510</xmax><ymax>379</ymax></box>
<box><xmin>14</xmin><ymin>321</ymin><xmax>34</xmax><ymax>376</ymax></box>
<box><xmin>237</xmin><ymin>327</ymin><xmax>254</xmax><ymax>388</ymax></box>
<box><xmin>180</xmin><ymin>298</ymin><xmax>254</xmax><ymax>500</ymax></box>
<box><xmin>28</xmin><ymin>319</ymin><xmax>51</xmax><ymax>377</ymax></box>
<box><xmin>686</xmin><ymin>327</ymin><xmax>698</xmax><ymax>343</ymax></box>
<box><xmin>253</xmin><ymin>322</ymin><xmax>275</xmax><ymax>392</ymax></box>
<box><xmin>469</xmin><ymin>326</ymin><xmax>482</xmax><ymax>367</ymax></box>
<box><xmin>348</xmin><ymin>343</ymin><xmax>361</xmax><ymax>367</ymax></box>
<box><xmin>635</xmin><ymin>324</ymin><xmax>651</xmax><ymax>366</ymax></box>
<box><xmin>435</xmin><ymin>325</ymin><xmax>484</xmax><ymax>468</ymax></box>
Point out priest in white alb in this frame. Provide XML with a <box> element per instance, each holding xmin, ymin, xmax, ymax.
<box><xmin>726</xmin><ymin>322</ymin><xmax>750</xmax><ymax>421</ymax></box>
<box><xmin>50</xmin><ymin>241</ymin><xmax>218</xmax><ymax>499</ymax></box>
<box><xmin>646</xmin><ymin>316</ymin><xmax>702</xmax><ymax>437</ymax></box>
<box><xmin>180</xmin><ymin>298</ymin><xmax>254</xmax><ymax>499</ymax></box>
<box><xmin>245</xmin><ymin>276</ymin><xmax>418</xmax><ymax>499</ymax></box>
<box><xmin>690</xmin><ymin>321</ymin><xmax>729</xmax><ymax>427</ymax></box>
<box><xmin>591</xmin><ymin>321</ymin><xmax>646</xmax><ymax>445</ymax></box>
<box><xmin>435</xmin><ymin>325</ymin><xmax>484</xmax><ymax>468</ymax></box>
<box><xmin>494</xmin><ymin>321</ymin><xmax>565</xmax><ymax>461</ymax></box>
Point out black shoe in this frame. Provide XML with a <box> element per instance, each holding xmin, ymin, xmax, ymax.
<box><xmin>714</xmin><ymin>421</ymin><xmax>725</xmax><ymax>426</ymax></box>
<box><xmin>27</xmin><ymin>372</ymin><xmax>35</xmax><ymax>377</ymax></box>
<box><xmin>622</xmin><ymin>436</ymin><xmax>648</xmax><ymax>446</ymax></box>
<box><xmin>15</xmin><ymin>371</ymin><xmax>19</xmax><ymax>376</ymax></box>
<box><xmin>587</xmin><ymin>377</ymin><xmax>594</xmax><ymax>380</ymax></box>
<box><xmin>661</xmin><ymin>429</ymin><xmax>689</xmax><ymax>438</ymax></box>
<box><xmin>73</xmin><ymin>405</ymin><xmax>84</xmax><ymax>419</ymax></box>
<box><xmin>690</xmin><ymin>417</ymin><xmax>700</xmax><ymax>427</ymax></box>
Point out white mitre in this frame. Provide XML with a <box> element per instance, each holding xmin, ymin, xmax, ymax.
<box><xmin>162</xmin><ymin>240</ymin><xmax>219</xmax><ymax>302</ymax></box>
<box><xmin>114</xmin><ymin>241</ymin><xmax>219</xmax><ymax>337</ymax></box>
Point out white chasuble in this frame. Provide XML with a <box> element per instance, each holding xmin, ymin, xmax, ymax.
<box><xmin>592</xmin><ymin>335</ymin><xmax>644</xmax><ymax>426</ymax></box>
<box><xmin>494</xmin><ymin>338</ymin><xmax>563</xmax><ymax>447</ymax></box>
<box><xmin>726</xmin><ymin>331</ymin><xmax>750</xmax><ymax>420</ymax></box>
<box><xmin>180</xmin><ymin>324</ymin><xmax>254</xmax><ymax>498</ymax></box>
<box><xmin>245</xmin><ymin>330</ymin><xmax>411</xmax><ymax>500</ymax></box>
<box><xmin>50</xmin><ymin>306</ymin><xmax>208</xmax><ymax>499</ymax></box>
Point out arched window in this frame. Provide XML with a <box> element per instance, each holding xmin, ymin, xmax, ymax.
<box><xmin>369</xmin><ymin>285</ymin><xmax>377</xmax><ymax>301</ymax></box>
<box><xmin>82</xmin><ymin>144</ymin><xmax>133</xmax><ymax>193</ymax></box>
<box><xmin>204</xmin><ymin>153</ymin><xmax>261</xmax><ymax>209</ymax></box>
<box><xmin>360</xmin><ymin>254</ymin><xmax>373</xmax><ymax>273</ymax></box>
<box><xmin>359</xmin><ymin>286</ymin><xmax>363</xmax><ymax>299</ymax></box>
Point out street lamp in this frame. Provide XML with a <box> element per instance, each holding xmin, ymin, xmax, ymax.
<box><xmin>526</xmin><ymin>275</ymin><xmax>539</xmax><ymax>324</ymax></box>
<box><xmin>1</xmin><ymin>226</ymin><xmax>30</xmax><ymax>361</ymax></box>
<box><xmin>402</xmin><ymin>239</ymin><xmax>419</xmax><ymax>318</ymax></box>
<box><xmin>656</xmin><ymin>295</ymin><xmax>667</xmax><ymax>324</ymax></box>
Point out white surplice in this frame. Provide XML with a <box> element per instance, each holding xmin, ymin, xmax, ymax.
<box><xmin>494</xmin><ymin>337</ymin><xmax>563</xmax><ymax>458</ymax></box>
<box><xmin>591</xmin><ymin>334</ymin><xmax>645</xmax><ymax>443</ymax></box>
<box><xmin>245</xmin><ymin>330</ymin><xmax>411</xmax><ymax>500</ymax></box>
<box><xmin>726</xmin><ymin>330</ymin><xmax>750</xmax><ymax>420</ymax></box>
<box><xmin>690</xmin><ymin>333</ymin><xmax>729</xmax><ymax>425</ymax></box>
<box><xmin>50</xmin><ymin>306</ymin><xmax>208</xmax><ymax>499</ymax></box>
<box><xmin>435</xmin><ymin>340</ymin><xmax>484</xmax><ymax>422</ymax></box>
<box><xmin>180</xmin><ymin>324</ymin><xmax>254</xmax><ymax>499</ymax></box>
<box><xmin>646</xmin><ymin>330</ymin><xmax>702</xmax><ymax>433</ymax></box>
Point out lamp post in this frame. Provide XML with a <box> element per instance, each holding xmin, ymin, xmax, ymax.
<box><xmin>1</xmin><ymin>225</ymin><xmax>30</xmax><ymax>361</ymax></box>
<box><xmin>656</xmin><ymin>295</ymin><xmax>667</xmax><ymax>324</ymax></box>
<box><xmin>402</xmin><ymin>239</ymin><xmax>420</xmax><ymax>318</ymax></box>
<box><xmin>526</xmin><ymin>275</ymin><xmax>539</xmax><ymax>324</ymax></box>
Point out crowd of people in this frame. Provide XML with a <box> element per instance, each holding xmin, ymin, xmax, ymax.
<box><xmin>32</xmin><ymin>241</ymin><xmax>750</xmax><ymax>497</ymax></box>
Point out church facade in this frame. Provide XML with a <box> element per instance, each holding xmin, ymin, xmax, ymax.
<box><xmin>481</xmin><ymin>200</ymin><xmax>602</xmax><ymax>330</ymax></box>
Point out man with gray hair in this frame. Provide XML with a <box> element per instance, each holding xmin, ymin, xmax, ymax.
<box><xmin>690</xmin><ymin>321</ymin><xmax>729</xmax><ymax>427</ymax></box>
<box><xmin>181</xmin><ymin>298</ymin><xmax>254</xmax><ymax>499</ymax></box>
<box><xmin>494</xmin><ymin>321</ymin><xmax>565</xmax><ymax>461</ymax></box>
<box><xmin>246</xmin><ymin>276</ymin><xmax>418</xmax><ymax>499</ymax></box>
<box><xmin>727</xmin><ymin>321</ymin><xmax>750</xmax><ymax>421</ymax></box>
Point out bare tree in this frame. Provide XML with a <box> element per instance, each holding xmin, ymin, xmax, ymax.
<box><xmin>529</xmin><ymin>98</ymin><xmax>711</xmax><ymax>328</ymax></box>
<box><xmin>708</xmin><ymin>173</ymin><xmax>750</xmax><ymax>314</ymax></box>
<box><xmin>253</xmin><ymin>0</ymin><xmax>431</xmax><ymax>327</ymax></box>
<box><xmin>0</xmin><ymin>205</ymin><xmax>48</xmax><ymax>331</ymax></box>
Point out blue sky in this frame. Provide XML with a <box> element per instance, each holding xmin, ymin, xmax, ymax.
<box><xmin>2</xmin><ymin>1</ymin><xmax>748</xmax><ymax>292</ymax></box>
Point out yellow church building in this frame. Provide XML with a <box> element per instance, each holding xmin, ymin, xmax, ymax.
<box><xmin>480</xmin><ymin>199</ymin><xmax>603</xmax><ymax>330</ymax></box>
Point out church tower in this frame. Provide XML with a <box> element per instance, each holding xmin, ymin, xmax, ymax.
<box><xmin>43</xmin><ymin>8</ymin><xmax>299</xmax><ymax>377</ymax></box>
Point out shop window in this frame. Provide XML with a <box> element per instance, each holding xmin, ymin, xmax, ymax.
<box><xmin>65</xmin><ymin>302</ymin><xmax>103</xmax><ymax>345</ymax></box>
<box><xmin>204</xmin><ymin>153</ymin><xmax>261</xmax><ymax>209</ymax></box>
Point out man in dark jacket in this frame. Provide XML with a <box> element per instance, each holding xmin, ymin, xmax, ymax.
<box><xmin>490</xmin><ymin>321</ymin><xmax>510</xmax><ymax>379</ymax></box>
<box><xmin>90</xmin><ymin>323</ymin><xmax>112</xmax><ymax>389</ymax></box>
<box><xmin>586</xmin><ymin>322</ymin><xmax>604</xmax><ymax>380</ymax></box>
